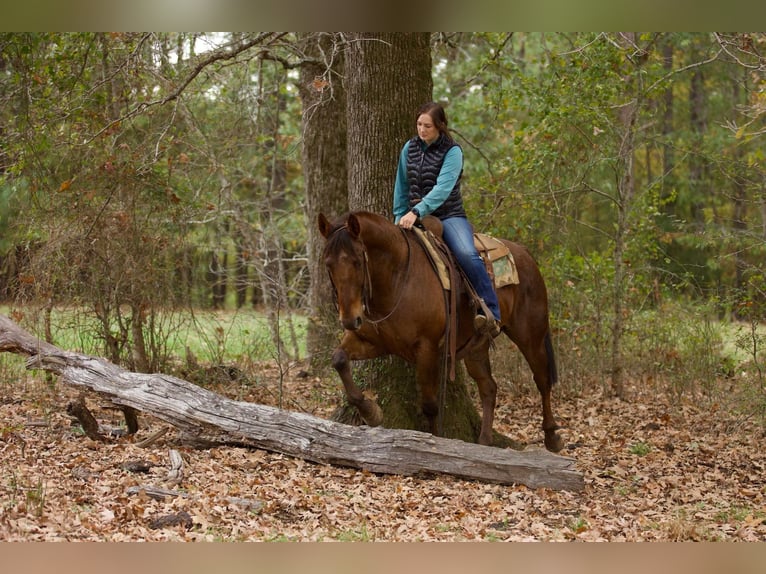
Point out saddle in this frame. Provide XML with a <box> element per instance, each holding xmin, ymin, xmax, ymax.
<box><xmin>413</xmin><ymin>219</ymin><xmax>519</xmax><ymax>292</ymax></box>
<box><xmin>411</xmin><ymin>217</ymin><xmax>519</xmax><ymax>381</ymax></box>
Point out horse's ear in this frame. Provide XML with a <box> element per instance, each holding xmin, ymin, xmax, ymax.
<box><xmin>347</xmin><ymin>213</ymin><xmax>361</xmax><ymax>239</ymax></box>
<box><xmin>317</xmin><ymin>213</ymin><xmax>332</xmax><ymax>239</ymax></box>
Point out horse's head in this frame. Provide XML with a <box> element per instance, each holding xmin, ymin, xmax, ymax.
<box><xmin>318</xmin><ymin>213</ymin><xmax>368</xmax><ymax>331</ymax></box>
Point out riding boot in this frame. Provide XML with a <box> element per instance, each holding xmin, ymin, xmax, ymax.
<box><xmin>473</xmin><ymin>298</ymin><xmax>502</xmax><ymax>338</ymax></box>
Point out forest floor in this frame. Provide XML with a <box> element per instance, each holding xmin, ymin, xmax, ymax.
<box><xmin>1</xmin><ymin>354</ymin><xmax>766</xmax><ymax>542</ymax></box>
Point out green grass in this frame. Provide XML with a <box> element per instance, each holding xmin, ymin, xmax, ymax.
<box><xmin>628</xmin><ymin>441</ymin><xmax>652</xmax><ymax>457</ymax></box>
<box><xmin>624</xmin><ymin>304</ymin><xmax>764</xmax><ymax>394</ymax></box>
<box><xmin>168</xmin><ymin>308</ymin><xmax>308</xmax><ymax>364</ymax></box>
<box><xmin>335</xmin><ymin>523</ymin><xmax>373</xmax><ymax>541</ymax></box>
<box><xmin>0</xmin><ymin>305</ymin><xmax>308</xmax><ymax>366</ymax></box>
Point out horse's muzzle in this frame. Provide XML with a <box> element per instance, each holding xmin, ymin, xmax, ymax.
<box><xmin>341</xmin><ymin>314</ymin><xmax>363</xmax><ymax>331</ymax></box>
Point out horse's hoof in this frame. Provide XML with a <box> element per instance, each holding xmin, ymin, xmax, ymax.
<box><xmin>361</xmin><ymin>400</ymin><xmax>383</xmax><ymax>427</ymax></box>
<box><xmin>545</xmin><ymin>432</ymin><xmax>564</xmax><ymax>453</ymax></box>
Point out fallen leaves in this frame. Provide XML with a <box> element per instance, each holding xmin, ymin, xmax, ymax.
<box><xmin>1</xmin><ymin>363</ymin><xmax>766</xmax><ymax>541</ymax></box>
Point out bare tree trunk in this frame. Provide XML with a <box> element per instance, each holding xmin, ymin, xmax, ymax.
<box><xmin>731</xmin><ymin>67</ymin><xmax>749</xmax><ymax>318</ymax></box>
<box><xmin>732</xmin><ymin>75</ymin><xmax>745</xmax><ymax>288</ymax></box>
<box><xmin>235</xmin><ymin>241</ymin><xmax>248</xmax><ymax>309</ymax></box>
<box><xmin>297</xmin><ymin>32</ymin><xmax>349</xmax><ymax>370</ymax></box>
<box><xmin>688</xmin><ymin>48</ymin><xmax>708</xmax><ymax>228</ymax></box>
<box><xmin>611</xmin><ymin>97</ymin><xmax>637</xmax><ymax>399</ymax></box>
<box><xmin>344</xmin><ymin>33</ymin><xmax>432</xmax><ymax>214</ymax></box>
<box><xmin>130</xmin><ymin>304</ymin><xmax>150</xmax><ymax>373</ymax></box>
<box><xmin>341</xmin><ymin>33</ymin><xmax>437</xmax><ymax>431</ymax></box>
<box><xmin>265</xmin><ymin>107</ymin><xmax>298</xmax><ymax>360</ymax></box>
<box><xmin>209</xmin><ymin>251</ymin><xmax>226</xmax><ymax>309</ymax></box>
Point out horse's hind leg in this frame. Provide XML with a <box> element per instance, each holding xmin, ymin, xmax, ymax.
<box><xmin>415</xmin><ymin>345</ymin><xmax>443</xmax><ymax>436</ymax></box>
<box><xmin>463</xmin><ymin>345</ymin><xmax>498</xmax><ymax>446</ymax></box>
<box><xmin>519</xmin><ymin>333</ymin><xmax>563</xmax><ymax>453</ymax></box>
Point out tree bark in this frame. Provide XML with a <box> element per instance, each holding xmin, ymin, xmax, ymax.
<box><xmin>344</xmin><ymin>32</ymin><xmax>432</xmax><ymax>213</ymax></box>
<box><xmin>297</xmin><ymin>32</ymin><xmax>349</xmax><ymax>370</ymax></box>
<box><xmin>0</xmin><ymin>314</ymin><xmax>582</xmax><ymax>491</ymax></box>
<box><xmin>689</xmin><ymin>69</ymin><xmax>707</xmax><ymax>227</ymax></box>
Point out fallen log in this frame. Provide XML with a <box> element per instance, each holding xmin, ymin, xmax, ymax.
<box><xmin>0</xmin><ymin>314</ymin><xmax>584</xmax><ymax>491</ymax></box>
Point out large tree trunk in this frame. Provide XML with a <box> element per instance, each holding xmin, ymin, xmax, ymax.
<box><xmin>342</xmin><ymin>33</ymin><xmax>431</xmax><ymax>430</ymax></box>
<box><xmin>344</xmin><ymin>32</ymin><xmax>432</xmax><ymax>213</ymax></box>
<box><xmin>297</xmin><ymin>32</ymin><xmax>349</xmax><ymax>370</ymax></box>
<box><xmin>337</xmin><ymin>33</ymin><xmax>491</xmax><ymax>443</ymax></box>
<box><xmin>0</xmin><ymin>314</ymin><xmax>583</xmax><ymax>491</ymax></box>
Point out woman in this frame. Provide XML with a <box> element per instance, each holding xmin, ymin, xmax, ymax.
<box><xmin>394</xmin><ymin>101</ymin><xmax>501</xmax><ymax>337</ymax></box>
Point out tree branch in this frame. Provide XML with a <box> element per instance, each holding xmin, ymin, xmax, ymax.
<box><xmin>87</xmin><ymin>32</ymin><xmax>290</xmax><ymax>143</ymax></box>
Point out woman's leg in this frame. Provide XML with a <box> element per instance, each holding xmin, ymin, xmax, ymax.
<box><xmin>440</xmin><ymin>216</ymin><xmax>501</xmax><ymax>321</ymax></box>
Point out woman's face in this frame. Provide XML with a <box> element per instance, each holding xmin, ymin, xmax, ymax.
<box><xmin>416</xmin><ymin>113</ymin><xmax>439</xmax><ymax>145</ymax></box>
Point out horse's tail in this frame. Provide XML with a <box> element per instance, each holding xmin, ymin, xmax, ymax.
<box><xmin>545</xmin><ymin>330</ymin><xmax>558</xmax><ymax>387</ymax></box>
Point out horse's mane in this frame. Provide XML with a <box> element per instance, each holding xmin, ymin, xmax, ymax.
<box><xmin>321</xmin><ymin>211</ymin><xmax>390</xmax><ymax>258</ymax></box>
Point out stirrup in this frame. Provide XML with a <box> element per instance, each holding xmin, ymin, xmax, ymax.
<box><xmin>474</xmin><ymin>313</ymin><xmax>501</xmax><ymax>338</ymax></box>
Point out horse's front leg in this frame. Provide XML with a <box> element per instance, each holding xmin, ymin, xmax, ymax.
<box><xmin>331</xmin><ymin>334</ymin><xmax>384</xmax><ymax>427</ymax></box>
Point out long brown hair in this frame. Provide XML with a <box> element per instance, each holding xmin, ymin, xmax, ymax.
<box><xmin>416</xmin><ymin>101</ymin><xmax>453</xmax><ymax>142</ymax></box>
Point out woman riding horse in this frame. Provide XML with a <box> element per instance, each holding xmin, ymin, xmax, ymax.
<box><xmin>393</xmin><ymin>101</ymin><xmax>501</xmax><ymax>338</ymax></box>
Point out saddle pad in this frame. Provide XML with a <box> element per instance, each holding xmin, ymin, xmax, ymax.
<box><xmin>491</xmin><ymin>251</ymin><xmax>519</xmax><ymax>287</ymax></box>
<box><xmin>474</xmin><ymin>233</ymin><xmax>519</xmax><ymax>287</ymax></box>
<box><xmin>412</xmin><ymin>227</ymin><xmax>451</xmax><ymax>290</ymax></box>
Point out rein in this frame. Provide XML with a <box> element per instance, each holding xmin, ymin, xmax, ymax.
<box><xmin>363</xmin><ymin>227</ymin><xmax>412</xmax><ymax>326</ymax></box>
<box><xmin>325</xmin><ymin>223</ymin><xmax>412</xmax><ymax>327</ymax></box>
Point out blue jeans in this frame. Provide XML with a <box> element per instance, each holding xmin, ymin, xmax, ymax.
<box><xmin>440</xmin><ymin>216</ymin><xmax>501</xmax><ymax>321</ymax></box>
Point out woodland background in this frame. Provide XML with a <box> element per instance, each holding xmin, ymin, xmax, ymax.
<box><xmin>1</xmin><ymin>32</ymin><xmax>766</xmax><ymax>541</ymax></box>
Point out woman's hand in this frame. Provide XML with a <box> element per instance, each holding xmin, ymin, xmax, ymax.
<box><xmin>398</xmin><ymin>211</ymin><xmax>418</xmax><ymax>229</ymax></box>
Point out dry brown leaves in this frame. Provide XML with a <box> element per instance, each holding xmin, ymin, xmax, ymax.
<box><xmin>1</xmin><ymin>362</ymin><xmax>765</xmax><ymax>542</ymax></box>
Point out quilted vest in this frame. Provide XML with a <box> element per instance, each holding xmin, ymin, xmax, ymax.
<box><xmin>406</xmin><ymin>135</ymin><xmax>466</xmax><ymax>220</ymax></box>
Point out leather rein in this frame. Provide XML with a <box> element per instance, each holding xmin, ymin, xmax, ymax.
<box><xmin>326</xmin><ymin>224</ymin><xmax>412</xmax><ymax>327</ymax></box>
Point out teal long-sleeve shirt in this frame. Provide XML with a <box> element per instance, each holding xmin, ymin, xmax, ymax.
<box><xmin>393</xmin><ymin>139</ymin><xmax>464</xmax><ymax>224</ymax></box>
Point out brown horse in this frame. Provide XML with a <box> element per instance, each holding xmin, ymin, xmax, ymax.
<box><xmin>317</xmin><ymin>211</ymin><xmax>563</xmax><ymax>452</ymax></box>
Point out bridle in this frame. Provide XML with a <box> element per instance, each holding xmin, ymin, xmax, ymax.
<box><xmin>325</xmin><ymin>224</ymin><xmax>412</xmax><ymax>327</ymax></box>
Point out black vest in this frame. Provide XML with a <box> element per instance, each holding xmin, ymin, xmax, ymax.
<box><xmin>406</xmin><ymin>135</ymin><xmax>466</xmax><ymax>220</ymax></box>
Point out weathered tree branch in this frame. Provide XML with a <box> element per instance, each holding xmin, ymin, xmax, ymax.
<box><xmin>66</xmin><ymin>394</ymin><xmax>107</xmax><ymax>442</ymax></box>
<box><xmin>0</xmin><ymin>314</ymin><xmax>583</xmax><ymax>491</ymax></box>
